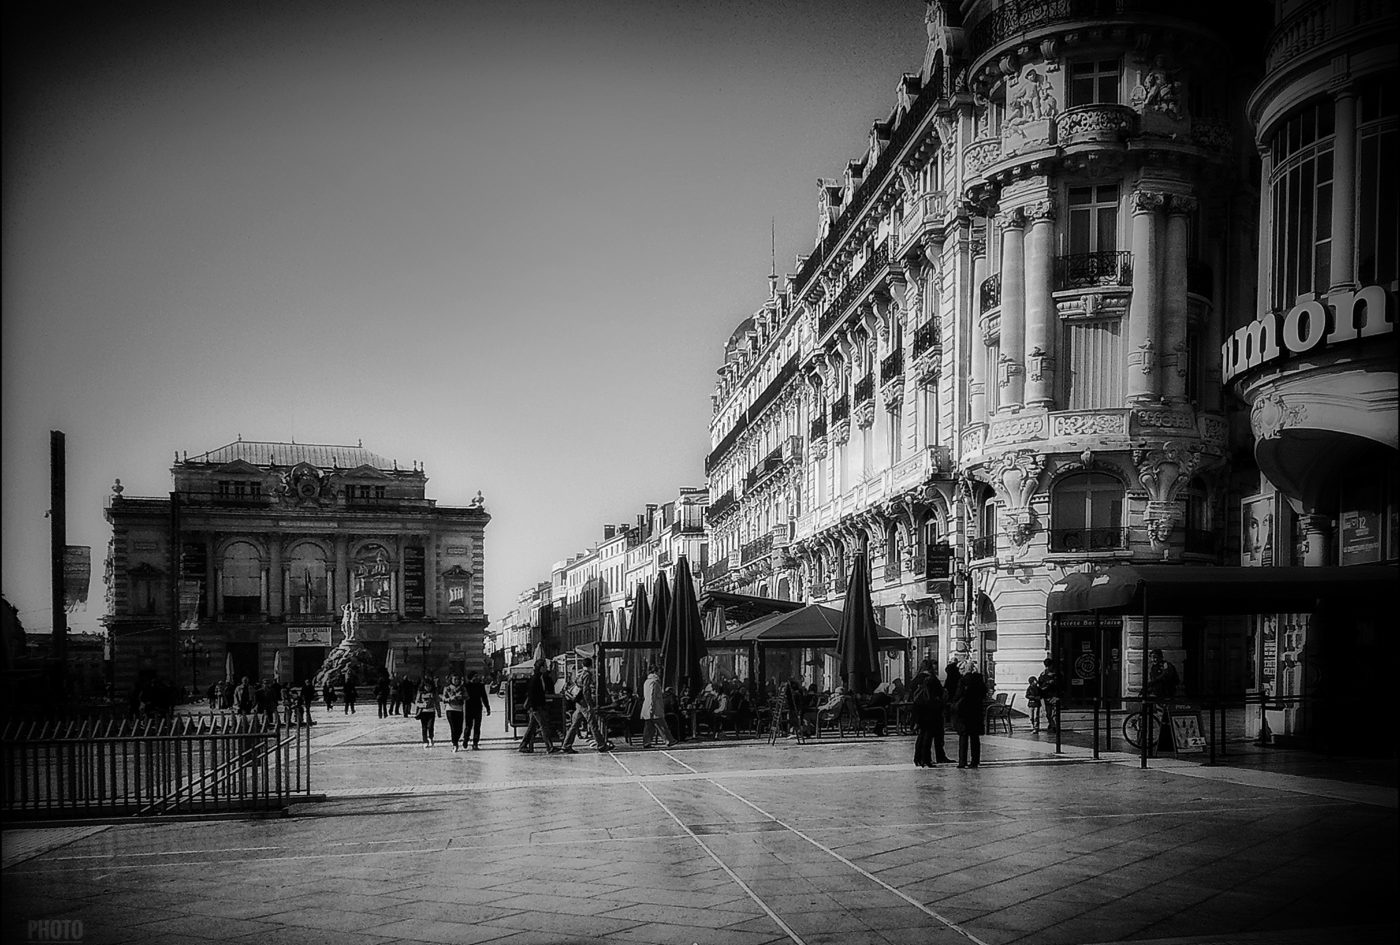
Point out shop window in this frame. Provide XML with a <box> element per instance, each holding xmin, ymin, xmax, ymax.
<box><xmin>1050</xmin><ymin>473</ymin><xmax>1125</xmax><ymax>552</ymax></box>
<box><xmin>1067</xmin><ymin>60</ymin><xmax>1119</xmax><ymax>106</ymax></box>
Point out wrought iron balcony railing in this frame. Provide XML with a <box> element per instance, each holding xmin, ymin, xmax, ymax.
<box><xmin>810</xmin><ymin>415</ymin><xmax>827</xmax><ymax>440</ymax></box>
<box><xmin>818</xmin><ymin>242</ymin><xmax>892</xmax><ymax>338</ymax></box>
<box><xmin>880</xmin><ymin>349</ymin><xmax>903</xmax><ymax>383</ymax></box>
<box><xmin>854</xmin><ymin>374</ymin><xmax>874</xmax><ymax>404</ymax></box>
<box><xmin>1053</xmin><ymin>251</ymin><xmax>1133</xmax><ymax>291</ymax></box>
<box><xmin>912</xmin><ymin>320</ymin><xmax>940</xmax><ymax>359</ymax></box>
<box><xmin>706</xmin><ymin>489</ymin><xmax>737</xmax><ymax>522</ymax></box>
<box><xmin>1047</xmin><ymin>527</ymin><xmax>1128</xmax><ymax>553</ymax></box>
<box><xmin>980</xmin><ymin>273</ymin><xmax>1002</xmax><ymax>313</ymax></box>
<box><xmin>741</xmin><ymin>533</ymin><xmax>774</xmax><ymax>565</ymax></box>
<box><xmin>831</xmin><ymin>396</ymin><xmax>850</xmax><ymax>424</ymax></box>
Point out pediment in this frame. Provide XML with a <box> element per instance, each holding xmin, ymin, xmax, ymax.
<box><xmin>341</xmin><ymin>464</ymin><xmax>391</xmax><ymax>480</ymax></box>
<box><xmin>213</xmin><ymin>460</ymin><xmax>262</xmax><ymax>475</ymax></box>
<box><xmin>441</xmin><ymin>565</ymin><xmax>474</xmax><ymax>579</ymax></box>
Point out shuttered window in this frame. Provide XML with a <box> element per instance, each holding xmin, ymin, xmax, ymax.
<box><xmin>1061</xmin><ymin>318</ymin><xmax>1123</xmax><ymax>410</ymax></box>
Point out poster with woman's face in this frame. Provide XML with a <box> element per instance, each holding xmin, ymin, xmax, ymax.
<box><xmin>1241</xmin><ymin>494</ymin><xmax>1275</xmax><ymax>567</ymax></box>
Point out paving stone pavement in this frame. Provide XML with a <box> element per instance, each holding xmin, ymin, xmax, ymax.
<box><xmin>3</xmin><ymin>708</ymin><xmax>1396</xmax><ymax>945</ymax></box>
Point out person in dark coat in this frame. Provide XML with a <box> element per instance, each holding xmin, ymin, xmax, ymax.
<box><xmin>910</xmin><ymin>659</ymin><xmax>953</xmax><ymax>767</ymax></box>
<box><xmin>518</xmin><ymin>659</ymin><xmax>558</xmax><ymax>753</ymax></box>
<box><xmin>463</xmin><ymin>670</ymin><xmax>492</xmax><ymax>750</ymax></box>
<box><xmin>342</xmin><ymin>677</ymin><xmax>357</xmax><ymax>714</ymax></box>
<box><xmin>374</xmin><ymin>674</ymin><xmax>391</xmax><ymax>718</ymax></box>
<box><xmin>954</xmin><ymin>665</ymin><xmax>989</xmax><ymax>769</ymax></box>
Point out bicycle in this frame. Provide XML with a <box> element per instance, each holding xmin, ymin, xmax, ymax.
<box><xmin>1122</xmin><ymin>701</ymin><xmax>1174</xmax><ymax>753</ymax></box>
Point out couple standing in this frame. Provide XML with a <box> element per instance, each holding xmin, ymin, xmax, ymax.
<box><xmin>910</xmin><ymin>658</ymin><xmax>989</xmax><ymax>768</ymax></box>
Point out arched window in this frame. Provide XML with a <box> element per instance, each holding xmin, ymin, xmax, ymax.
<box><xmin>1051</xmin><ymin>473</ymin><xmax>1125</xmax><ymax>551</ymax></box>
<box><xmin>287</xmin><ymin>544</ymin><xmax>329</xmax><ymax>615</ymax></box>
<box><xmin>221</xmin><ymin>542</ymin><xmax>261</xmax><ymax>616</ymax></box>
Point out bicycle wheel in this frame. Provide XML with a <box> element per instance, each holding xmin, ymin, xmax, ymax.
<box><xmin>1122</xmin><ymin>711</ymin><xmax>1148</xmax><ymax>750</ymax></box>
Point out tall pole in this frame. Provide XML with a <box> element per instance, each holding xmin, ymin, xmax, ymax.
<box><xmin>50</xmin><ymin>431</ymin><xmax>68</xmax><ymax>682</ymax></box>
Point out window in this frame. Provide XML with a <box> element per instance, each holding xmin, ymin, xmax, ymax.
<box><xmin>888</xmin><ymin>403</ymin><xmax>903</xmax><ymax>464</ymax></box>
<box><xmin>287</xmin><ymin>543</ymin><xmax>329</xmax><ymax>615</ymax></box>
<box><xmin>1050</xmin><ymin>473</ymin><xmax>1125</xmax><ymax>551</ymax></box>
<box><xmin>221</xmin><ymin>542</ymin><xmax>261</xmax><ymax>616</ymax></box>
<box><xmin>922</xmin><ymin>382</ymin><xmax>938</xmax><ymax>446</ymax></box>
<box><xmin>1061</xmin><ymin>317</ymin><xmax>1123</xmax><ymax>409</ymax></box>
<box><xmin>1068</xmin><ymin>60</ymin><xmax>1119</xmax><ymax>106</ymax></box>
<box><xmin>985</xmin><ymin>340</ymin><xmax>1001</xmax><ymax>414</ymax></box>
<box><xmin>1269</xmin><ymin>99</ymin><xmax>1334</xmax><ymax>309</ymax></box>
<box><xmin>130</xmin><ymin>566</ymin><xmax>161</xmax><ymax>615</ymax></box>
<box><xmin>1357</xmin><ymin>81</ymin><xmax>1398</xmax><ymax>289</ymax></box>
<box><xmin>1067</xmin><ymin>185</ymin><xmax>1119</xmax><ymax>257</ymax></box>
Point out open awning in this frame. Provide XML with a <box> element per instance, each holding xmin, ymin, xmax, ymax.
<box><xmin>1047</xmin><ymin>564</ymin><xmax>1398</xmax><ymax>616</ymax></box>
<box><xmin>697</xmin><ymin>590</ymin><xmax>804</xmax><ymax>625</ymax></box>
<box><xmin>711</xmin><ymin>604</ymin><xmax>908</xmax><ymax>647</ymax></box>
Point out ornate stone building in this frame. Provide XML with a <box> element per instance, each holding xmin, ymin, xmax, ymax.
<box><xmin>103</xmin><ymin>439</ymin><xmax>490</xmax><ymax>695</ymax></box>
<box><xmin>704</xmin><ymin>1</ymin><xmax>1268</xmax><ymax>693</ymax></box>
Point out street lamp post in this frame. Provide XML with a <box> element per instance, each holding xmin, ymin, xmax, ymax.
<box><xmin>415</xmin><ymin>632</ymin><xmax>433</xmax><ymax>680</ymax></box>
<box><xmin>179</xmin><ymin>635</ymin><xmax>207</xmax><ymax>701</ymax></box>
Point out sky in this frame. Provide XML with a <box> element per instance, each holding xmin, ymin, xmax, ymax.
<box><xmin>2</xmin><ymin>0</ymin><xmax>930</xmax><ymax>637</ymax></box>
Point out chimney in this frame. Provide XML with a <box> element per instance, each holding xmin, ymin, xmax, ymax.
<box><xmin>603</xmin><ymin>525</ymin><xmax>616</xmax><ymax>540</ymax></box>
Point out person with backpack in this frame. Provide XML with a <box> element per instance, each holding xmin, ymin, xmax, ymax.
<box><xmin>1025</xmin><ymin>675</ymin><xmax>1044</xmax><ymax>733</ymax></box>
<box><xmin>1037</xmin><ymin>659</ymin><xmax>1063</xmax><ymax>732</ymax></box>
<box><xmin>911</xmin><ymin>659</ymin><xmax>952</xmax><ymax>767</ymax></box>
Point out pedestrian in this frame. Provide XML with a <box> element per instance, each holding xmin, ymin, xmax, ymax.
<box><xmin>375</xmin><ymin>674</ymin><xmax>391</xmax><ymax>718</ymax></box>
<box><xmin>401</xmin><ymin>675</ymin><xmax>417</xmax><ymax>718</ymax></box>
<box><xmin>414</xmin><ymin>678</ymin><xmax>440</xmax><ymax>747</ymax></box>
<box><xmin>518</xmin><ymin>658</ymin><xmax>559</xmax><ymax>754</ymax></box>
<box><xmin>640</xmin><ymin>663</ymin><xmax>677</xmax><ymax>749</ymax></box>
<box><xmin>561</xmin><ymin>656</ymin><xmax>612</xmax><ymax>753</ymax></box>
<box><xmin>1025</xmin><ymin>675</ymin><xmax>1044</xmax><ymax>732</ymax></box>
<box><xmin>463</xmin><ymin>670</ymin><xmax>491</xmax><ymax>750</ymax></box>
<box><xmin>954</xmin><ymin>664</ymin><xmax>989</xmax><ymax>769</ymax></box>
<box><xmin>234</xmin><ymin>676</ymin><xmax>256</xmax><ymax>716</ymax></box>
<box><xmin>299</xmin><ymin>679</ymin><xmax>316</xmax><ymax>725</ymax></box>
<box><xmin>911</xmin><ymin>658</ymin><xmax>952</xmax><ymax>767</ymax></box>
<box><xmin>322</xmin><ymin>679</ymin><xmax>336</xmax><ymax>712</ymax></box>
<box><xmin>442</xmin><ymin>673</ymin><xmax>467</xmax><ymax>751</ymax></box>
<box><xmin>389</xmin><ymin>674</ymin><xmax>404</xmax><ymax>716</ymax></box>
<box><xmin>1038</xmin><ymin>658</ymin><xmax>1062</xmax><ymax>732</ymax></box>
<box><xmin>342</xmin><ymin>676</ymin><xmax>357</xmax><ymax>714</ymax></box>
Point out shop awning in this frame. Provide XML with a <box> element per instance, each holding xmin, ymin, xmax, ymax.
<box><xmin>1046</xmin><ymin>564</ymin><xmax>1398</xmax><ymax>616</ymax></box>
<box><xmin>697</xmin><ymin>590</ymin><xmax>804</xmax><ymax>625</ymax></box>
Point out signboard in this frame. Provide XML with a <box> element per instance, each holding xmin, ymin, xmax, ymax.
<box><xmin>1169</xmin><ymin>705</ymin><xmax>1207</xmax><ymax>753</ymax></box>
<box><xmin>63</xmin><ymin>545</ymin><xmax>91</xmax><ymax>613</ymax></box>
<box><xmin>926</xmin><ymin>543</ymin><xmax>954</xmax><ymax>579</ymax></box>
<box><xmin>403</xmin><ymin>546</ymin><xmax>426</xmax><ymax>615</ymax></box>
<box><xmin>288</xmin><ymin>626</ymin><xmax>332</xmax><ymax>648</ymax></box>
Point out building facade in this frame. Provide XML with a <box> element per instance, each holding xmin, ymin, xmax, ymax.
<box><xmin>1228</xmin><ymin>0</ymin><xmax>1397</xmax><ymax>740</ymax></box>
<box><xmin>704</xmin><ymin>1</ymin><xmax>1281</xmax><ymax>695</ymax></box>
<box><xmin>103</xmin><ymin>440</ymin><xmax>489</xmax><ymax>695</ymax></box>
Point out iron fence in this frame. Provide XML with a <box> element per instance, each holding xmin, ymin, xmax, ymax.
<box><xmin>1</xmin><ymin>713</ymin><xmax>313</xmax><ymax>820</ymax></box>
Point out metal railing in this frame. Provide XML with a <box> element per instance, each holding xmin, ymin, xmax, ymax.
<box><xmin>1048</xmin><ymin>527</ymin><xmax>1128</xmax><ymax>553</ymax></box>
<box><xmin>880</xmin><ymin>349</ymin><xmax>903</xmax><ymax>383</ymax></box>
<box><xmin>967</xmin><ymin>0</ymin><xmax>1215</xmax><ymax>60</ymax></box>
<box><xmin>980</xmin><ymin>273</ymin><xmax>1002</xmax><ymax>313</ymax></box>
<box><xmin>854</xmin><ymin>374</ymin><xmax>874</xmax><ymax>404</ymax></box>
<box><xmin>819</xmin><ymin>242</ymin><xmax>892</xmax><ymax>338</ymax></box>
<box><xmin>706</xmin><ymin>489</ymin><xmax>737</xmax><ymax>522</ymax></box>
<box><xmin>741</xmin><ymin>533</ymin><xmax>773</xmax><ymax>565</ymax></box>
<box><xmin>831</xmin><ymin>396</ymin><xmax>850</xmax><ymax>424</ymax></box>
<box><xmin>1</xmin><ymin>714</ymin><xmax>313</xmax><ymax>820</ymax></box>
<box><xmin>1054</xmin><ymin>251</ymin><xmax>1133</xmax><ymax>290</ymax></box>
<box><xmin>912</xmin><ymin>320</ymin><xmax>940</xmax><ymax>359</ymax></box>
<box><xmin>809</xmin><ymin>415</ymin><xmax>828</xmax><ymax>440</ymax></box>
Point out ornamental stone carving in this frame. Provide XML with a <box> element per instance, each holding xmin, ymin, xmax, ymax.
<box><xmin>1191</xmin><ymin>117</ymin><xmax>1233</xmax><ymax>153</ymax></box>
<box><xmin>1026</xmin><ymin>346</ymin><xmax>1054</xmax><ymax>382</ymax></box>
<box><xmin>1143</xmin><ymin>500</ymin><xmax>1178</xmax><ymax>546</ymax></box>
<box><xmin>1052</xmin><ymin>412</ymin><xmax>1127</xmax><ymax>437</ymax></box>
<box><xmin>809</xmin><ymin>436</ymin><xmax>829</xmax><ymax>462</ymax></box>
<box><xmin>997</xmin><ymin>353</ymin><xmax>1024</xmax><ymax>388</ymax></box>
<box><xmin>832</xmin><ymin>419</ymin><xmax>851</xmax><ymax>446</ymax></box>
<box><xmin>1056</xmin><ymin>103</ymin><xmax>1137</xmax><ymax>145</ymax></box>
<box><xmin>882</xmin><ymin>377</ymin><xmax>905</xmax><ymax>411</ymax></box>
<box><xmin>1198</xmin><ymin>415</ymin><xmax>1228</xmax><ymax>444</ymax></box>
<box><xmin>1130</xmin><ymin>339</ymin><xmax>1156</xmax><ymax>375</ymax></box>
<box><xmin>1250</xmin><ymin>390</ymin><xmax>1308</xmax><ymax>441</ymax></box>
<box><xmin>914</xmin><ymin>354</ymin><xmax>940</xmax><ymax>388</ymax></box>
<box><xmin>854</xmin><ymin>399</ymin><xmax>876</xmax><ymax>429</ymax></box>
<box><xmin>1023</xmin><ymin>199</ymin><xmax>1055</xmax><ymax>223</ymax></box>
<box><xmin>964</xmin><ymin>137</ymin><xmax>1002</xmax><ymax>177</ymax></box>
<box><xmin>989</xmin><ymin>413</ymin><xmax>1046</xmax><ymax>443</ymax></box>
<box><xmin>1132</xmin><ymin>407</ymin><xmax>1196</xmax><ymax>430</ymax></box>
<box><xmin>1169</xmin><ymin>194</ymin><xmax>1199</xmax><ymax>216</ymax></box>
<box><xmin>1007</xmin><ymin>66</ymin><xmax>1058</xmax><ymax>124</ymax></box>
<box><xmin>984</xmin><ymin>450</ymin><xmax>1045</xmax><ymax>547</ymax></box>
<box><xmin>1130</xmin><ymin>56</ymin><xmax>1184</xmax><ymax>121</ymax></box>
<box><xmin>961</xmin><ymin>427</ymin><xmax>986</xmax><ymax>457</ymax></box>
<box><xmin>1132</xmin><ymin>441</ymin><xmax>1205</xmax><ymax>503</ymax></box>
<box><xmin>1130</xmin><ymin>190</ymin><xmax>1169</xmax><ymax>214</ymax></box>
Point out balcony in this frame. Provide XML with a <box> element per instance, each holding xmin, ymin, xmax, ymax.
<box><xmin>1047</xmin><ymin>527</ymin><xmax>1128</xmax><ymax>553</ymax></box>
<box><xmin>980</xmin><ymin>273</ymin><xmax>1002</xmax><ymax>313</ymax></box>
<box><xmin>702</xmin><ymin>557</ymin><xmax>734</xmax><ymax>586</ymax></box>
<box><xmin>706</xmin><ymin>489</ymin><xmax>737</xmax><ymax>523</ymax></box>
<box><xmin>964</xmin><ymin>137</ymin><xmax>1002</xmax><ymax>179</ymax></box>
<box><xmin>818</xmin><ymin>241</ymin><xmax>893</xmax><ymax>339</ymax></box>
<box><xmin>1055</xmin><ymin>103</ymin><xmax>1138</xmax><ymax>147</ymax></box>
<box><xmin>1053</xmin><ymin>251</ymin><xmax>1132</xmax><ymax>291</ymax></box>
<box><xmin>854</xmin><ymin>374</ymin><xmax>874</xmax><ymax>404</ymax></box>
<box><xmin>741</xmin><ymin>533</ymin><xmax>773</xmax><ymax>566</ymax></box>
<box><xmin>831</xmin><ymin>396</ymin><xmax>850</xmax><ymax>424</ymax></box>
<box><xmin>810</xmin><ymin>416</ymin><xmax>828</xmax><ymax>440</ymax></box>
<box><xmin>880</xmin><ymin>350</ymin><xmax>903</xmax><ymax>384</ymax></box>
<box><xmin>967</xmin><ymin>0</ymin><xmax>1217</xmax><ymax>61</ymax></box>
<box><xmin>912</xmin><ymin>320</ymin><xmax>940</xmax><ymax>360</ymax></box>
<box><xmin>898</xmin><ymin>191</ymin><xmax>946</xmax><ymax>251</ymax></box>
<box><xmin>794</xmin><ymin>446</ymin><xmax>952</xmax><ymax>541</ymax></box>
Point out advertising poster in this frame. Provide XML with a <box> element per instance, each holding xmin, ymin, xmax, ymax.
<box><xmin>1240</xmin><ymin>494</ymin><xmax>1275</xmax><ymax>567</ymax></box>
<box><xmin>1340</xmin><ymin>508</ymin><xmax>1381</xmax><ymax>565</ymax></box>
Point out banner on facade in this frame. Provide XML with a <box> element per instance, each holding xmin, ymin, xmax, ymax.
<box><xmin>288</xmin><ymin>626</ymin><xmax>333</xmax><ymax>648</ymax></box>
<box><xmin>63</xmin><ymin>545</ymin><xmax>91</xmax><ymax>613</ymax></box>
<box><xmin>1240</xmin><ymin>494</ymin><xmax>1275</xmax><ymax>567</ymax></box>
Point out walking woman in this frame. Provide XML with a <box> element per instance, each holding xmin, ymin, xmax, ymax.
<box><xmin>910</xmin><ymin>659</ymin><xmax>951</xmax><ymax>767</ymax></box>
<box><xmin>415</xmin><ymin>677</ymin><xmax>441</xmax><ymax>748</ymax></box>
<box><xmin>442</xmin><ymin>673</ymin><xmax>467</xmax><ymax>752</ymax></box>
<box><xmin>640</xmin><ymin>663</ymin><xmax>677</xmax><ymax>749</ymax></box>
<box><xmin>954</xmin><ymin>663</ymin><xmax>989</xmax><ymax>769</ymax></box>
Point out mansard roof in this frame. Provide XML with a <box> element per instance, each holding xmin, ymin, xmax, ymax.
<box><xmin>183</xmin><ymin>439</ymin><xmax>398</xmax><ymax>471</ymax></box>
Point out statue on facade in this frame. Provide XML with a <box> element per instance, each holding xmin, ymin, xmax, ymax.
<box><xmin>341</xmin><ymin>602</ymin><xmax>359</xmax><ymax>643</ymax></box>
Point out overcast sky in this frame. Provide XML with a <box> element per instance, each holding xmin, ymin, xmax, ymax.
<box><xmin>2</xmin><ymin>0</ymin><xmax>929</xmax><ymax>636</ymax></box>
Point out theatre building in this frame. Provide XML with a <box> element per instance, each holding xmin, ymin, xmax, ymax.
<box><xmin>102</xmin><ymin>440</ymin><xmax>489</xmax><ymax>696</ymax></box>
<box><xmin>1227</xmin><ymin>0</ymin><xmax>1397</xmax><ymax>743</ymax></box>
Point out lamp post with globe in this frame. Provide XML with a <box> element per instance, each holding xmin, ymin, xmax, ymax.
<box><xmin>179</xmin><ymin>635</ymin><xmax>209</xmax><ymax>703</ymax></box>
<box><xmin>415</xmin><ymin>632</ymin><xmax>433</xmax><ymax>680</ymax></box>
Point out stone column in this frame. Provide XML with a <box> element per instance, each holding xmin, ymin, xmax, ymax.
<box><xmin>1162</xmin><ymin>195</ymin><xmax>1195</xmax><ymax>404</ymax></box>
<box><xmin>268</xmin><ymin>539</ymin><xmax>283</xmax><ymax>618</ymax></box>
<box><xmin>969</xmin><ymin>245</ymin><xmax>989</xmax><ymax>424</ymax></box>
<box><xmin>1330</xmin><ymin>87</ymin><xmax>1357</xmax><ymax>290</ymax></box>
<box><xmin>998</xmin><ymin>209</ymin><xmax>1027</xmax><ymax>410</ymax></box>
<box><xmin>1023</xmin><ymin>200</ymin><xmax>1057</xmax><ymax>408</ymax></box>
<box><xmin>1126</xmin><ymin>190</ymin><xmax>1167</xmax><ymax>403</ymax></box>
<box><xmin>1300</xmin><ymin>514</ymin><xmax>1333</xmax><ymax>567</ymax></box>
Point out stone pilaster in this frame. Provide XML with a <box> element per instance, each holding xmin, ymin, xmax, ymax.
<box><xmin>1162</xmin><ymin>195</ymin><xmax>1195</xmax><ymax>404</ymax></box>
<box><xmin>1126</xmin><ymin>189</ymin><xmax>1167</xmax><ymax>403</ymax></box>
<box><xmin>1023</xmin><ymin>200</ymin><xmax>1057</xmax><ymax>407</ymax></box>
<box><xmin>999</xmin><ymin>210</ymin><xmax>1027</xmax><ymax>410</ymax></box>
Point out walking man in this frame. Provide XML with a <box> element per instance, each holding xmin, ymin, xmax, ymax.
<box><xmin>561</xmin><ymin>657</ymin><xmax>612</xmax><ymax>753</ymax></box>
<box><xmin>342</xmin><ymin>676</ymin><xmax>357</xmax><ymax>714</ymax></box>
<box><xmin>518</xmin><ymin>658</ymin><xmax>558</xmax><ymax>754</ymax></box>
<box><xmin>375</xmin><ymin>674</ymin><xmax>391</xmax><ymax>718</ymax></box>
<box><xmin>463</xmin><ymin>670</ymin><xmax>491</xmax><ymax>750</ymax></box>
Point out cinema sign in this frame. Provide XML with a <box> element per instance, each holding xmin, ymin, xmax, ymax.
<box><xmin>1222</xmin><ymin>285</ymin><xmax>1393</xmax><ymax>384</ymax></box>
